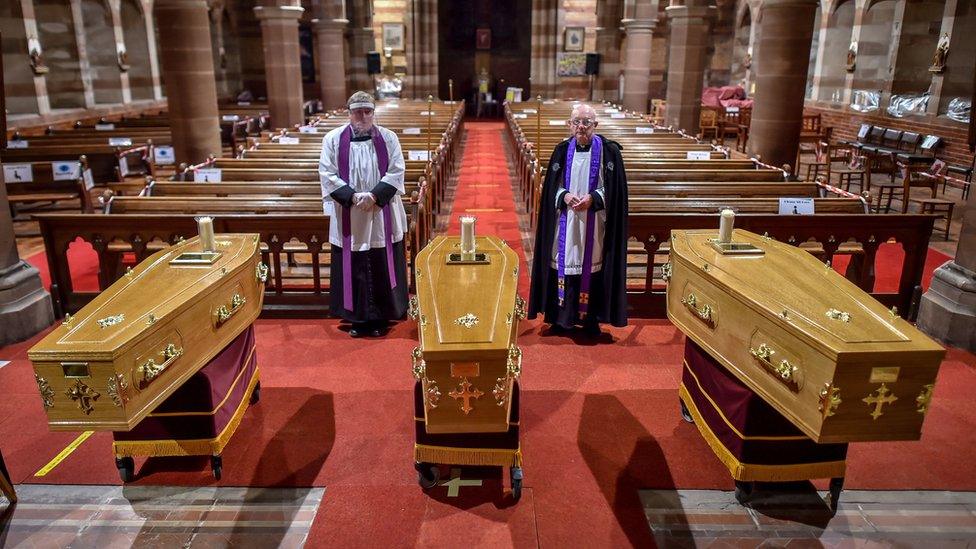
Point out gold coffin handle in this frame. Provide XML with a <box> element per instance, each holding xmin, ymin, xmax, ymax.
<box><xmin>214</xmin><ymin>293</ymin><xmax>246</xmax><ymax>327</ymax></box>
<box><xmin>680</xmin><ymin>293</ymin><xmax>715</xmax><ymax>328</ymax></box>
<box><xmin>138</xmin><ymin>343</ymin><xmax>183</xmax><ymax>388</ymax></box>
<box><xmin>749</xmin><ymin>343</ymin><xmax>801</xmax><ymax>392</ymax></box>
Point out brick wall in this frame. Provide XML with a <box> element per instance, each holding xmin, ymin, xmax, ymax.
<box><xmin>804</xmin><ymin>101</ymin><xmax>974</xmax><ymax>169</ymax></box>
<box><xmin>372</xmin><ymin>0</ymin><xmax>408</xmax><ymax>72</ymax></box>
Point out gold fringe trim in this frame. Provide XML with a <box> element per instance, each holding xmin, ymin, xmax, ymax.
<box><xmin>149</xmin><ymin>346</ymin><xmax>256</xmax><ymax>417</ymax></box>
<box><xmin>113</xmin><ymin>369</ymin><xmax>259</xmax><ymax>459</ymax></box>
<box><xmin>414</xmin><ymin>444</ymin><xmax>522</xmax><ymax>468</ymax></box>
<box><xmin>679</xmin><ymin>383</ymin><xmax>846</xmax><ymax>482</ymax></box>
<box><xmin>683</xmin><ymin>360</ymin><xmax>808</xmax><ymax>441</ymax></box>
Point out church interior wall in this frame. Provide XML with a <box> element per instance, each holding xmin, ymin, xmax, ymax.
<box><xmin>34</xmin><ymin>0</ymin><xmax>87</xmax><ymax>110</ymax></box>
<box><xmin>816</xmin><ymin>0</ymin><xmax>853</xmax><ymax>102</ymax></box>
<box><xmin>891</xmin><ymin>0</ymin><xmax>944</xmax><ymax>97</ymax></box>
<box><xmin>371</xmin><ymin>0</ymin><xmax>407</xmax><ymax>75</ymax></box>
<box><xmin>706</xmin><ymin>0</ymin><xmax>736</xmax><ymax>88</ymax></box>
<box><xmin>0</xmin><ymin>1</ymin><xmax>40</xmax><ymax>115</ymax></box>
<box><xmin>938</xmin><ymin>0</ymin><xmax>975</xmax><ymax>116</ymax></box>
<box><xmin>120</xmin><ymin>0</ymin><xmax>153</xmax><ymax>101</ymax></box>
<box><xmin>80</xmin><ymin>0</ymin><xmax>125</xmax><ymax>104</ymax></box>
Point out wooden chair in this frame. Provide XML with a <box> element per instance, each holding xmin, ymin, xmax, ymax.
<box><xmin>831</xmin><ymin>150</ymin><xmax>870</xmax><ymax>195</ymax></box>
<box><xmin>800</xmin><ymin>141</ymin><xmax>830</xmax><ymax>182</ymax></box>
<box><xmin>911</xmin><ymin>198</ymin><xmax>954</xmax><ymax>240</ymax></box>
<box><xmin>650</xmin><ymin>99</ymin><xmax>666</xmax><ymax>125</ymax></box>
<box><xmin>699</xmin><ymin>108</ymin><xmax>720</xmax><ymax>141</ymax></box>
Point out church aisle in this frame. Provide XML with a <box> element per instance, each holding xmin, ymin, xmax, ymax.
<box><xmin>1</xmin><ymin>122</ymin><xmax>976</xmax><ymax>547</ymax></box>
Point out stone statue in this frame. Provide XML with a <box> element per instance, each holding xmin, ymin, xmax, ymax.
<box><xmin>930</xmin><ymin>33</ymin><xmax>949</xmax><ymax>73</ymax></box>
<box><xmin>846</xmin><ymin>41</ymin><xmax>857</xmax><ymax>73</ymax></box>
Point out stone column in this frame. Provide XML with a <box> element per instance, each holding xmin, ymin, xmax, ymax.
<box><xmin>345</xmin><ymin>0</ymin><xmax>375</xmax><ymax>94</ymax></box>
<box><xmin>594</xmin><ymin>0</ymin><xmax>624</xmax><ymax>102</ymax></box>
<box><xmin>154</xmin><ymin>0</ymin><xmax>222</xmax><ymax>164</ymax></box>
<box><xmin>621</xmin><ymin>0</ymin><xmax>656</xmax><ymax>113</ymax></box>
<box><xmin>746</xmin><ymin>0</ymin><xmax>817</xmax><ymax>169</ymax></box>
<box><xmin>109</xmin><ymin>1</ymin><xmax>133</xmax><ymax>104</ymax></box>
<box><xmin>529</xmin><ymin>0</ymin><xmax>558</xmax><ymax>98</ymax></box>
<box><xmin>0</xmin><ymin>50</ymin><xmax>54</xmax><ymax>344</ymax></box>
<box><xmin>255</xmin><ymin>4</ymin><xmax>306</xmax><ymax>129</ymax></box>
<box><xmin>406</xmin><ymin>0</ymin><xmax>438</xmax><ymax>99</ymax></box>
<box><xmin>143</xmin><ymin>0</ymin><xmax>164</xmax><ymax>100</ymax></box>
<box><xmin>315</xmin><ymin>18</ymin><xmax>348</xmax><ymax>107</ymax></box>
<box><xmin>664</xmin><ymin>0</ymin><xmax>716</xmax><ymax>132</ymax></box>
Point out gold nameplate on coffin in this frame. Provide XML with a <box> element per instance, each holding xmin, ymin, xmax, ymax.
<box><xmin>28</xmin><ymin>235</ymin><xmax>265</xmax><ymax>431</ymax></box>
<box><xmin>666</xmin><ymin>229</ymin><xmax>945</xmax><ymax>444</ymax></box>
<box><xmin>414</xmin><ymin>236</ymin><xmax>521</xmax><ymax>434</ymax></box>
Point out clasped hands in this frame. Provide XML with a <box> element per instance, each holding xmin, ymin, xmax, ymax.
<box><xmin>563</xmin><ymin>192</ymin><xmax>593</xmax><ymax>212</ymax></box>
<box><xmin>353</xmin><ymin>192</ymin><xmax>377</xmax><ymax>211</ymax></box>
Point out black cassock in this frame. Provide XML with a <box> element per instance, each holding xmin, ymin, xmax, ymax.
<box><xmin>528</xmin><ymin>136</ymin><xmax>629</xmax><ymax>328</ymax></box>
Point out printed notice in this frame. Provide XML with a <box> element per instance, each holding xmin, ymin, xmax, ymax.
<box><xmin>3</xmin><ymin>163</ymin><xmax>33</xmax><ymax>183</ymax></box>
<box><xmin>154</xmin><ymin>146</ymin><xmax>175</xmax><ymax>165</ymax></box>
<box><xmin>194</xmin><ymin>168</ymin><xmax>222</xmax><ymax>182</ymax></box>
<box><xmin>95</xmin><ymin>123</ymin><xmax>115</xmax><ymax>131</ymax></box>
<box><xmin>686</xmin><ymin>151</ymin><xmax>711</xmax><ymax>160</ymax></box>
<box><xmin>779</xmin><ymin>197</ymin><xmax>815</xmax><ymax>215</ymax></box>
<box><xmin>109</xmin><ymin>137</ymin><xmax>132</xmax><ymax>147</ymax></box>
<box><xmin>408</xmin><ymin>150</ymin><xmax>430</xmax><ymax>161</ymax></box>
<box><xmin>402</xmin><ymin>127</ymin><xmax>422</xmax><ymax>135</ymax></box>
<box><xmin>7</xmin><ymin>139</ymin><xmax>28</xmax><ymax>149</ymax></box>
<box><xmin>52</xmin><ymin>161</ymin><xmax>81</xmax><ymax>181</ymax></box>
<box><xmin>610</xmin><ymin>113</ymin><xmax>626</xmax><ymax>119</ymax></box>
<box><xmin>83</xmin><ymin>169</ymin><xmax>95</xmax><ymax>190</ymax></box>
<box><xmin>299</xmin><ymin>126</ymin><xmax>318</xmax><ymax>133</ymax></box>
<box><xmin>222</xmin><ymin>115</ymin><xmax>240</xmax><ymax>122</ymax></box>
<box><xmin>278</xmin><ymin>137</ymin><xmax>300</xmax><ymax>144</ymax></box>
<box><xmin>548</xmin><ymin>120</ymin><xmax>565</xmax><ymax>126</ymax></box>
<box><xmin>636</xmin><ymin>127</ymin><xmax>655</xmax><ymax>134</ymax></box>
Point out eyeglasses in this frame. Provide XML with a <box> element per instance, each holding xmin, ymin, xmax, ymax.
<box><xmin>570</xmin><ymin>118</ymin><xmax>595</xmax><ymax>128</ymax></box>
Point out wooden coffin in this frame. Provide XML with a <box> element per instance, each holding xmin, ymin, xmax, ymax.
<box><xmin>411</xmin><ymin>236</ymin><xmax>523</xmax><ymax>434</ymax></box>
<box><xmin>28</xmin><ymin>235</ymin><xmax>266</xmax><ymax>431</ymax></box>
<box><xmin>666</xmin><ymin>228</ymin><xmax>945</xmax><ymax>444</ymax></box>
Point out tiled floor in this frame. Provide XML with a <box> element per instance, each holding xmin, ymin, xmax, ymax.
<box><xmin>643</xmin><ymin>488</ymin><xmax>976</xmax><ymax>547</ymax></box>
<box><xmin>0</xmin><ymin>485</ymin><xmax>323</xmax><ymax>548</ymax></box>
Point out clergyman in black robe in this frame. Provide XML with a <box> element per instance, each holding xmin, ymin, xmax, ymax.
<box><xmin>528</xmin><ymin>104</ymin><xmax>629</xmax><ymax>336</ymax></box>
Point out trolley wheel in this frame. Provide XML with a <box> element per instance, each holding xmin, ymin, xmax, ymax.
<box><xmin>733</xmin><ymin>480</ymin><xmax>754</xmax><ymax>505</ymax></box>
<box><xmin>415</xmin><ymin>462</ymin><xmax>440</xmax><ymax>489</ymax></box>
<box><xmin>826</xmin><ymin>476</ymin><xmax>844</xmax><ymax>512</ymax></box>
<box><xmin>211</xmin><ymin>455</ymin><xmax>223</xmax><ymax>480</ymax></box>
<box><xmin>115</xmin><ymin>457</ymin><xmax>135</xmax><ymax>483</ymax></box>
<box><xmin>679</xmin><ymin>398</ymin><xmax>694</xmax><ymax>424</ymax></box>
<box><xmin>510</xmin><ymin>467</ymin><xmax>523</xmax><ymax>502</ymax></box>
<box><xmin>250</xmin><ymin>382</ymin><xmax>261</xmax><ymax>405</ymax></box>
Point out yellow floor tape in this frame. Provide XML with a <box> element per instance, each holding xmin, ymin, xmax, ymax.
<box><xmin>34</xmin><ymin>431</ymin><xmax>94</xmax><ymax>477</ymax></box>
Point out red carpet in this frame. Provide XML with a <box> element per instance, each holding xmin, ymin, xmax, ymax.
<box><xmin>3</xmin><ymin>122</ymin><xmax>974</xmax><ymax>548</ymax></box>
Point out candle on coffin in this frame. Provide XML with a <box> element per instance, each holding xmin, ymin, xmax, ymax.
<box><xmin>460</xmin><ymin>215</ymin><xmax>477</xmax><ymax>257</ymax></box>
<box><xmin>718</xmin><ymin>209</ymin><xmax>735</xmax><ymax>244</ymax></box>
<box><xmin>197</xmin><ymin>216</ymin><xmax>217</xmax><ymax>252</ymax></box>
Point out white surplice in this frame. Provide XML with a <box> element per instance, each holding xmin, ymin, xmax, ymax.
<box><xmin>318</xmin><ymin>124</ymin><xmax>407</xmax><ymax>251</ymax></box>
<box><xmin>550</xmin><ymin>147</ymin><xmax>606</xmax><ymax>274</ymax></box>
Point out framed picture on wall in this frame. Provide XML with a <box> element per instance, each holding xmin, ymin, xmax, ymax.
<box><xmin>564</xmin><ymin>27</ymin><xmax>584</xmax><ymax>52</ymax></box>
<box><xmin>476</xmin><ymin>28</ymin><xmax>491</xmax><ymax>50</ymax></box>
<box><xmin>383</xmin><ymin>23</ymin><xmax>405</xmax><ymax>51</ymax></box>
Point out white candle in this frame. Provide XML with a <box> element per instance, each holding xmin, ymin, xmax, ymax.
<box><xmin>718</xmin><ymin>209</ymin><xmax>735</xmax><ymax>243</ymax></box>
<box><xmin>460</xmin><ymin>215</ymin><xmax>476</xmax><ymax>255</ymax></box>
<box><xmin>197</xmin><ymin>216</ymin><xmax>216</xmax><ymax>251</ymax></box>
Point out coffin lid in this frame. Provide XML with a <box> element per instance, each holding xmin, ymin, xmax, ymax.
<box><xmin>671</xmin><ymin>229</ymin><xmax>943</xmax><ymax>355</ymax></box>
<box><xmin>28</xmin><ymin>235</ymin><xmax>260</xmax><ymax>361</ymax></box>
<box><xmin>415</xmin><ymin>236</ymin><xmax>520</xmax><ymax>358</ymax></box>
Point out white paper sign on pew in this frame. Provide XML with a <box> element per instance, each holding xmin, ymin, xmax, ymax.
<box><xmin>154</xmin><ymin>146</ymin><xmax>175</xmax><ymax>165</ymax></box>
<box><xmin>7</xmin><ymin>139</ymin><xmax>28</xmax><ymax>149</ymax></box>
<box><xmin>387</xmin><ymin>103</ymin><xmax>400</xmax><ymax>108</ymax></box>
<box><xmin>118</xmin><ymin>156</ymin><xmax>130</xmax><ymax>177</ymax></box>
<box><xmin>420</xmin><ymin>111</ymin><xmax>435</xmax><ymax>116</ymax></box>
<box><xmin>686</xmin><ymin>151</ymin><xmax>711</xmax><ymax>160</ymax></box>
<box><xmin>725</xmin><ymin>106</ymin><xmax>740</xmax><ymax>113</ymax></box>
<box><xmin>408</xmin><ymin>150</ymin><xmax>430</xmax><ymax>161</ymax></box>
<box><xmin>222</xmin><ymin>115</ymin><xmax>240</xmax><ymax>122</ymax></box>
<box><xmin>237</xmin><ymin>101</ymin><xmax>251</xmax><ymax>106</ymax></box>
<box><xmin>109</xmin><ymin>137</ymin><xmax>132</xmax><ymax>147</ymax></box>
<box><xmin>548</xmin><ymin>120</ymin><xmax>565</xmax><ymax>126</ymax></box>
<box><xmin>51</xmin><ymin>161</ymin><xmax>81</xmax><ymax>181</ymax></box>
<box><xmin>779</xmin><ymin>197</ymin><xmax>815</xmax><ymax>215</ymax></box>
<box><xmin>278</xmin><ymin>136</ymin><xmax>300</xmax><ymax>144</ymax></box>
<box><xmin>636</xmin><ymin>127</ymin><xmax>655</xmax><ymax>134</ymax></box>
<box><xmin>610</xmin><ymin>113</ymin><xmax>626</xmax><ymax>119</ymax></box>
<box><xmin>402</xmin><ymin>127</ymin><xmax>422</xmax><ymax>135</ymax></box>
<box><xmin>513</xmin><ymin>114</ymin><xmax>528</xmax><ymax>119</ymax></box>
<box><xmin>3</xmin><ymin>163</ymin><xmax>33</xmax><ymax>183</ymax></box>
<box><xmin>523</xmin><ymin>109</ymin><xmax>537</xmax><ymax>114</ymax></box>
<box><xmin>194</xmin><ymin>168</ymin><xmax>223</xmax><ymax>182</ymax></box>
<box><xmin>299</xmin><ymin>126</ymin><xmax>318</xmax><ymax>134</ymax></box>
<box><xmin>83</xmin><ymin>168</ymin><xmax>95</xmax><ymax>191</ymax></box>
<box><xmin>95</xmin><ymin>123</ymin><xmax>115</xmax><ymax>131</ymax></box>
<box><xmin>605</xmin><ymin>108</ymin><xmax>619</xmax><ymax>113</ymax></box>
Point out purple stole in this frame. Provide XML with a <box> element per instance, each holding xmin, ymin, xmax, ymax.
<box><xmin>557</xmin><ymin>135</ymin><xmax>602</xmax><ymax>314</ymax></box>
<box><xmin>337</xmin><ymin>125</ymin><xmax>398</xmax><ymax>312</ymax></box>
